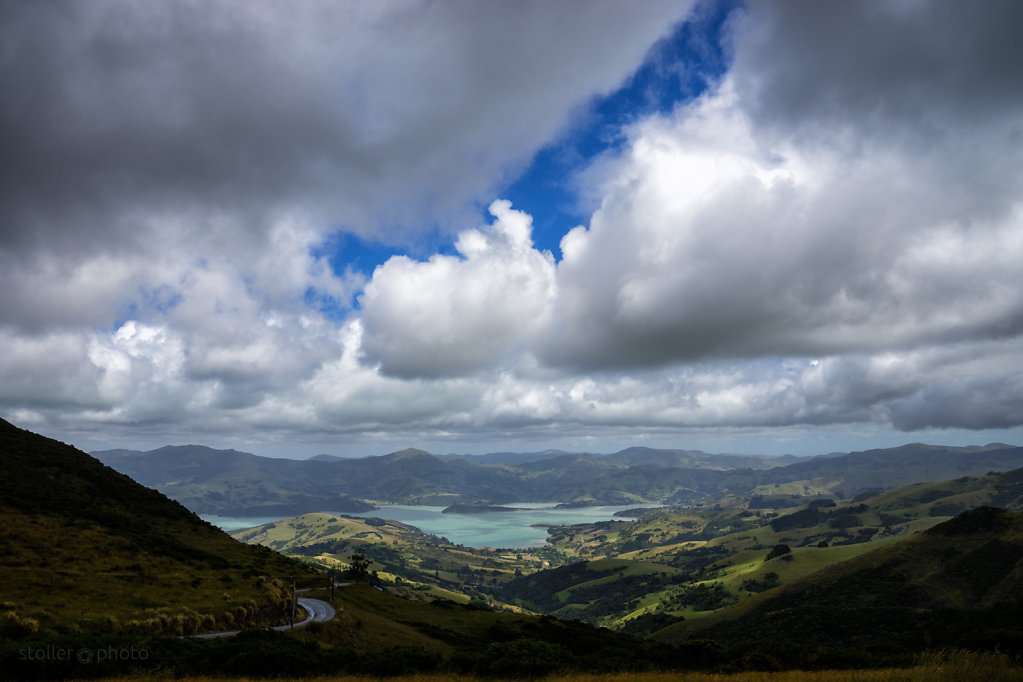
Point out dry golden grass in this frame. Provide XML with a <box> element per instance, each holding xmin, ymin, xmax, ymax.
<box><xmin>93</xmin><ymin>651</ymin><xmax>1021</xmax><ymax>682</ymax></box>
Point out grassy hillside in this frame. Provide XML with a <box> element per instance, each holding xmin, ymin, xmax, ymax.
<box><xmin>496</xmin><ymin>558</ymin><xmax>685</xmax><ymax>623</ymax></box>
<box><xmin>0</xmin><ymin>419</ymin><xmax>321</xmax><ymax>638</ymax></box>
<box><xmin>230</xmin><ymin>511</ymin><xmax>423</xmax><ymax>553</ymax></box>
<box><xmin>656</xmin><ymin>507</ymin><xmax>1023</xmax><ymax>668</ymax></box>
<box><xmin>494</xmin><ymin>468</ymin><xmax>1023</xmax><ymax>630</ymax></box>
<box><xmin>293</xmin><ymin>582</ymin><xmax>685</xmax><ymax>677</ymax></box>
<box><xmin>230</xmin><ymin>512</ymin><xmax>561</xmax><ymax>607</ymax></box>
<box><xmin>220</xmin><ymin>467</ymin><xmax>1023</xmax><ymax>636</ymax></box>
<box><xmin>228</xmin><ymin>500</ymin><xmax>1023</xmax><ymax>673</ymax></box>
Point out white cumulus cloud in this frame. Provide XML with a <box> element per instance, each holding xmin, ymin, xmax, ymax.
<box><xmin>359</xmin><ymin>201</ymin><xmax>557</xmax><ymax>378</ymax></box>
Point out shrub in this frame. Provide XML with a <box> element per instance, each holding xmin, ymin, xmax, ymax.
<box><xmin>830</xmin><ymin>514</ymin><xmax>861</xmax><ymax>529</ymax></box>
<box><xmin>741</xmin><ymin>572</ymin><xmax>780</xmax><ymax>593</ymax></box>
<box><xmin>0</xmin><ymin>612</ymin><xmax>38</xmax><ymax>639</ymax></box>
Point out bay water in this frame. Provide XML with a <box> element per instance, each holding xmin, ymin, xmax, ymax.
<box><xmin>202</xmin><ymin>502</ymin><xmax>649</xmax><ymax>549</ymax></box>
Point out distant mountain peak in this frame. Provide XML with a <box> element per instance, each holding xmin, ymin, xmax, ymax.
<box><xmin>308</xmin><ymin>453</ymin><xmax>344</xmax><ymax>462</ymax></box>
<box><xmin>387</xmin><ymin>447</ymin><xmax>434</xmax><ymax>458</ymax></box>
<box><xmin>147</xmin><ymin>444</ymin><xmax>252</xmax><ymax>458</ymax></box>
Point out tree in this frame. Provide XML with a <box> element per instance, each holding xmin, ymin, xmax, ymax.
<box><xmin>766</xmin><ymin>544</ymin><xmax>792</xmax><ymax>560</ymax></box>
<box><xmin>348</xmin><ymin>553</ymin><xmax>371</xmax><ymax>581</ymax></box>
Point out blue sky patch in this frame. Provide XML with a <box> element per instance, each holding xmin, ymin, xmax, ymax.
<box><xmin>500</xmin><ymin>0</ymin><xmax>739</xmax><ymax>260</ymax></box>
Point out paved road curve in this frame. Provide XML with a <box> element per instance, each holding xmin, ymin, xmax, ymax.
<box><xmin>190</xmin><ymin>597</ymin><xmax>336</xmax><ymax>639</ymax></box>
<box><xmin>292</xmin><ymin>597</ymin><xmax>336</xmax><ymax>628</ymax></box>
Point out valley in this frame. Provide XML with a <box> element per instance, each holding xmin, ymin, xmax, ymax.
<box><xmin>215</xmin><ymin>465</ymin><xmax>1023</xmax><ymax>636</ymax></box>
<box><xmin>214</xmin><ymin>501</ymin><xmax>651</xmax><ymax>548</ymax></box>
<box><xmin>3</xmin><ymin>418</ymin><xmax>1023</xmax><ymax>678</ymax></box>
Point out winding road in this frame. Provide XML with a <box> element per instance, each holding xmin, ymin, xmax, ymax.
<box><xmin>190</xmin><ymin>597</ymin><xmax>336</xmax><ymax>639</ymax></box>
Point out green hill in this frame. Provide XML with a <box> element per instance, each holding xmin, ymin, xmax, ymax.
<box><xmin>656</xmin><ymin>507</ymin><xmax>1023</xmax><ymax>668</ymax></box>
<box><xmin>297</xmin><ymin>581</ymin><xmax>684</xmax><ymax>678</ymax></box>
<box><xmin>0</xmin><ymin>419</ymin><xmax>321</xmax><ymax>638</ymax></box>
<box><xmin>215</xmin><ymin>467</ymin><xmax>1023</xmax><ymax>636</ymax></box>
<box><xmin>489</xmin><ymin>468</ymin><xmax>1023</xmax><ymax>630</ymax></box>
<box><xmin>230</xmin><ymin>511</ymin><xmax>423</xmax><ymax>553</ymax></box>
<box><xmin>229</xmin><ymin>512</ymin><xmax>562</xmax><ymax>607</ymax></box>
<box><xmin>495</xmin><ymin>558</ymin><xmax>684</xmax><ymax>623</ymax></box>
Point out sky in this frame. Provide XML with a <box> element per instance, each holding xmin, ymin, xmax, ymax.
<box><xmin>2</xmin><ymin>0</ymin><xmax>1022</xmax><ymax>459</ymax></box>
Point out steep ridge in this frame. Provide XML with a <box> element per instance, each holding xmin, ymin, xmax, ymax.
<box><xmin>0</xmin><ymin>419</ymin><xmax>319</xmax><ymax>638</ymax></box>
<box><xmin>93</xmin><ymin>444</ymin><xmax>378</xmax><ymax>516</ymax></box>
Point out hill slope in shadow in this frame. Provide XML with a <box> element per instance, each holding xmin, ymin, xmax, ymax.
<box><xmin>0</xmin><ymin>419</ymin><xmax>320</xmax><ymax>638</ymax></box>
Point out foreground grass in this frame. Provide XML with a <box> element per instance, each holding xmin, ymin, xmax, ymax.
<box><xmin>93</xmin><ymin>651</ymin><xmax>1021</xmax><ymax>682</ymax></box>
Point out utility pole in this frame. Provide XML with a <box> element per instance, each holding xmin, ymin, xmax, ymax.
<box><xmin>291</xmin><ymin>576</ymin><xmax>297</xmax><ymax>629</ymax></box>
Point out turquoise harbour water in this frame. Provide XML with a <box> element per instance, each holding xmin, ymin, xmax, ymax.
<box><xmin>202</xmin><ymin>502</ymin><xmax>650</xmax><ymax>549</ymax></box>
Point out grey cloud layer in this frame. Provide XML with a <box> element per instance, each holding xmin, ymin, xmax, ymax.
<box><xmin>2</xmin><ymin>1</ymin><xmax>1021</xmax><ymax>449</ymax></box>
<box><xmin>1</xmin><ymin>0</ymin><xmax>688</xmax><ymax>256</ymax></box>
<box><xmin>731</xmin><ymin>1</ymin><xmax>1023</xmax><ymax>144</ymax></box>
<box><xmin>0</xmin><ymin>0</ymin><xmax>688</xmax><ymax>335</ymax></box>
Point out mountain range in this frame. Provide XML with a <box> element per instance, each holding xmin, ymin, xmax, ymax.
<box><xmin>93</xmin><ymin>442</ymin><xmax>1023</xmax><ymax>517</ymax></box>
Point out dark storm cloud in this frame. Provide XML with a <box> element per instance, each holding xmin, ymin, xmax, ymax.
<box><xmin>0</xmin><ymin>0</ymin><xmax>690</xmax><ymax>261</ymax></box>
<box><xmin>729</xmin><ymin>0</ymin><xmax>1023</xmax><ymax>231</ymax></box>
<box><xmin>0</xmin><ymin>0</ymin><xmax>689</xmax><ymax>341</ymax></box>
<box><xmin>730</xmin><ymin>0</ymin><xmax>1023</xmax><ymax>141</ymax></box>
<box><xmin>890</xmin><ymin>379</ymin><xmax>1023</xmax><ymax>432</ymax></box>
